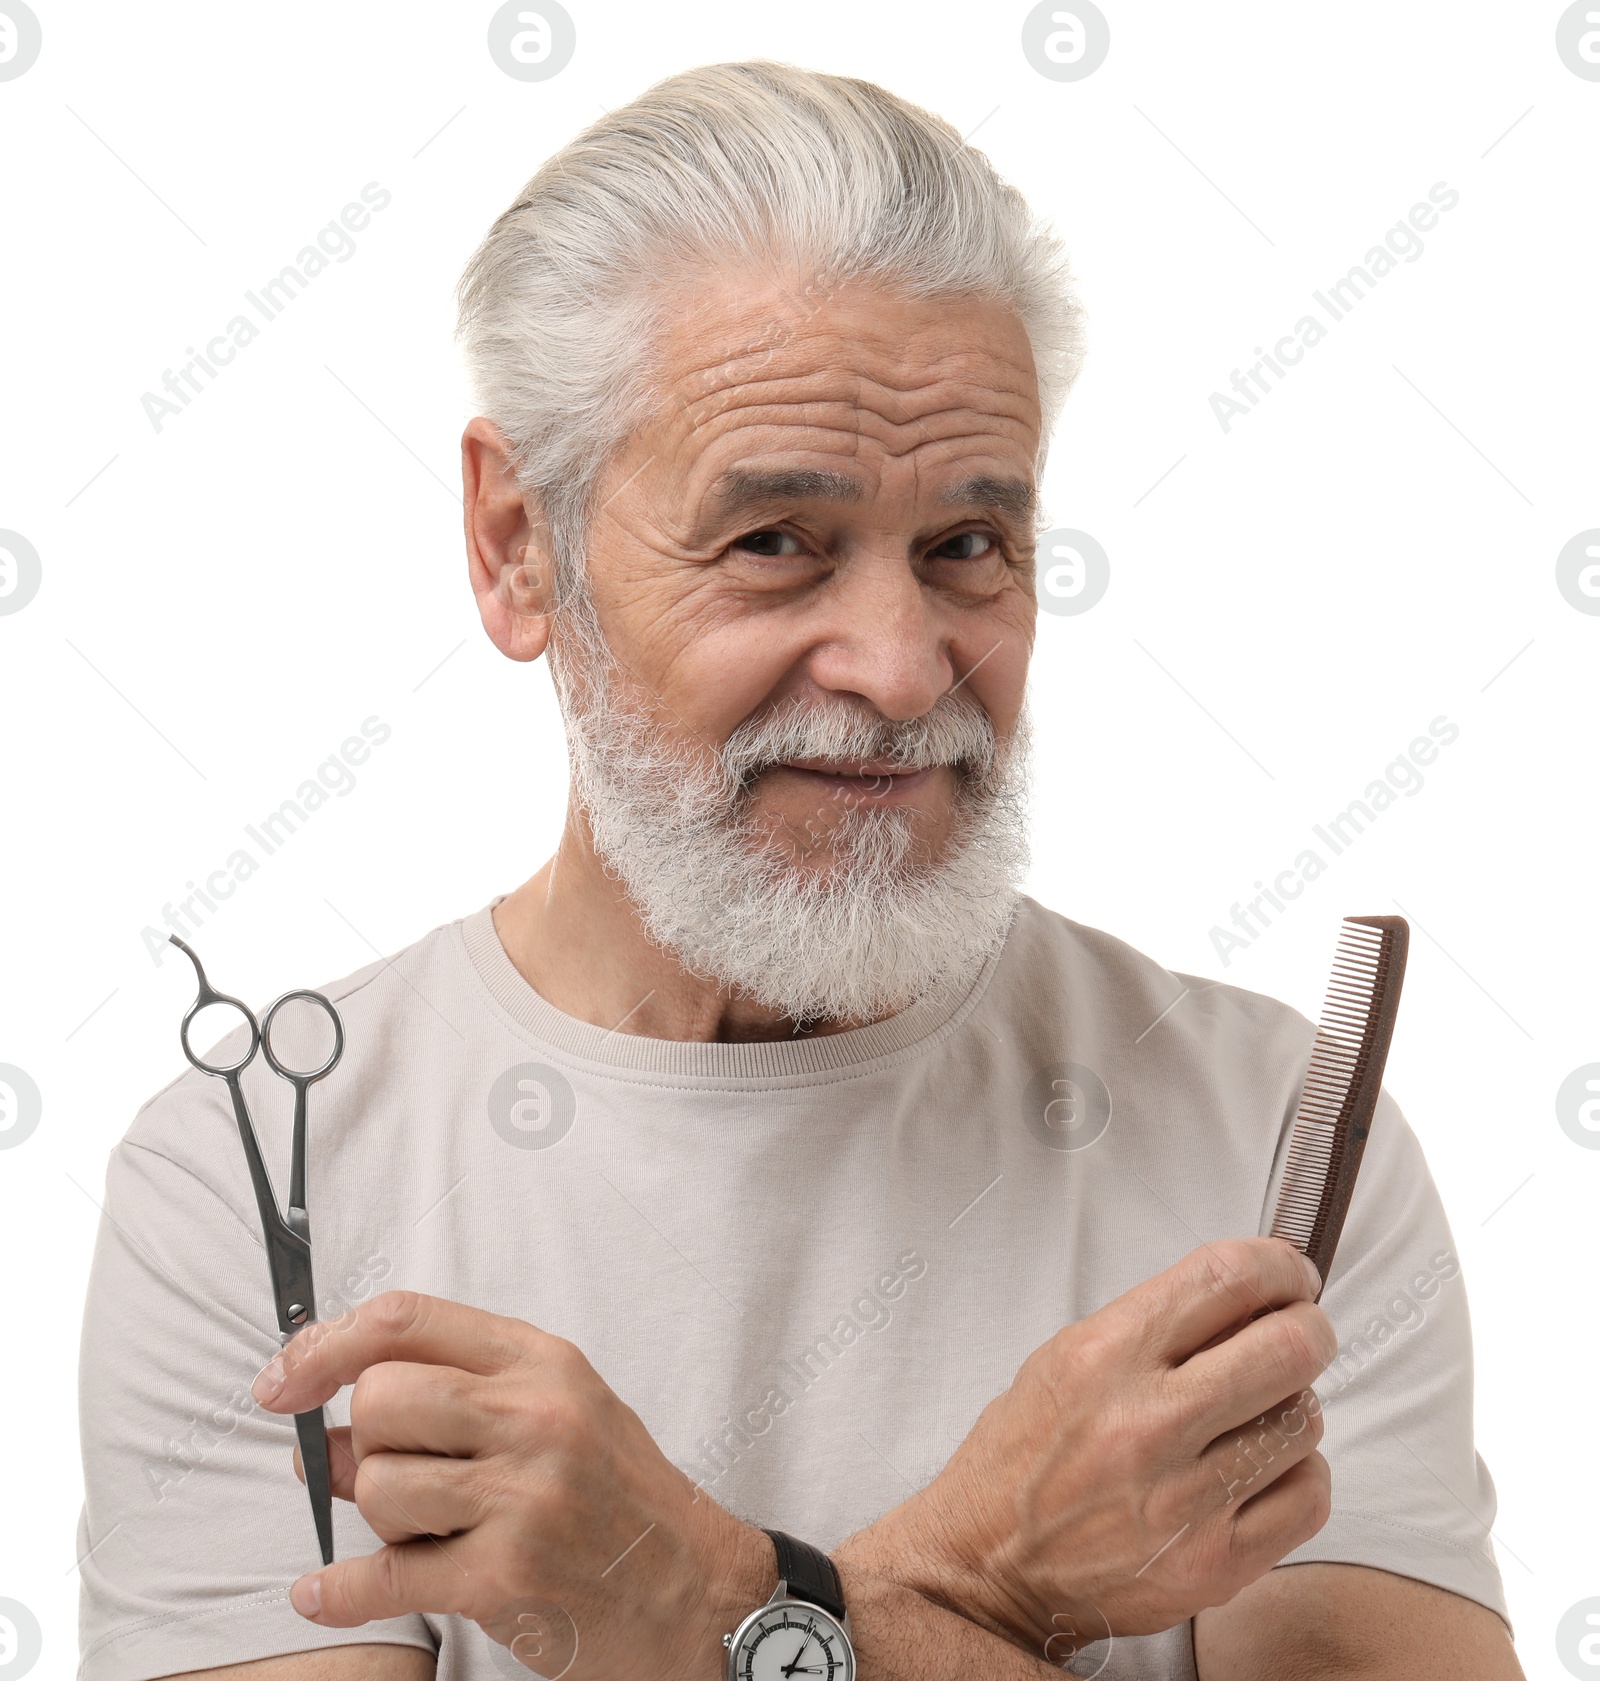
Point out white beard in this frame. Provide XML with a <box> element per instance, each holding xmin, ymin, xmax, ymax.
<box><xmin>553</xmin><ymin>612</ymin><xmax>1031</xmax><ymax>1026</ymax></box>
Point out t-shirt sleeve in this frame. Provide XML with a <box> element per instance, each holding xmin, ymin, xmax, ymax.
<box><xmin>1265</xmin><ymin>1088</ymin><xmax>1509</xmax><ymax>1625</ymax></box>
<box><xmin>76</xmin><ymin>1085</ymin><xmax>435</xmax><ymax>1680</ymax></box>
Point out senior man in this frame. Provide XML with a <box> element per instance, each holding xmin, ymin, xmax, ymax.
<box><xmin>78</xmin><ymin>60</ymin><xmax>1520</xmax><ymax>1681</ymax></box>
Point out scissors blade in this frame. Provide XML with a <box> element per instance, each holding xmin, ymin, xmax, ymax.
<box><xmin>293</xmin><ymin>1406</ymin><xmax>335</xmax><ymax>1566</ymax></box>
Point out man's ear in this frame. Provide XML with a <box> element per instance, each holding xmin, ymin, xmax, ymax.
<box><xmin>462</xmin><ymin>416</ymin><xmax>555</xmax><ymax>663</ymax></box>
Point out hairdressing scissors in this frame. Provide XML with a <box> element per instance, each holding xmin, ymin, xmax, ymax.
<box><xmin>168</xmin><ymin>933</ymin><xmax>344</xmax><ymax>1567</ymax></box>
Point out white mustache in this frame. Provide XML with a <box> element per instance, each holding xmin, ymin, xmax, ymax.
<box><xmin>720</xmin><ymin>691</ymin><xmax>1000</xmax><ymax>790</ymax></box>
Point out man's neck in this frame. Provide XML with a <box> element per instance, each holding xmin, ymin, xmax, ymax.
<box><xmin>490</xmin><ymin>816</ymin><xmax>875</xmax><ymax>1044</ymax></box>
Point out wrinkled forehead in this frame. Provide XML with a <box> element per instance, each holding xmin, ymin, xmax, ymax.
<box><xmin>633</xmin><ymin>269</ymin><xmax>1044</xmax><ymax>518</ymax></box>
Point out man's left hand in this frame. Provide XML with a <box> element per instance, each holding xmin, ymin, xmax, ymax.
<box><xmin>252</xmin><ymin>1290</ymin><xmax>770</xmax><ymax>1681</ymax></box>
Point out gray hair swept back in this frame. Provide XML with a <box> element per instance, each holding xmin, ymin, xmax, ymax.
<box><xmin>455</xmin><ymin>58</ymin><xmax>1086</xmax><ymax>607</ymax></box>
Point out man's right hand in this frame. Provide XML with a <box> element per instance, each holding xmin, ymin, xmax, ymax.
<box><xmin>835</xmin><ymin>1238</ymin><xmax>1337</xmax><ymax>1661</ymax></box>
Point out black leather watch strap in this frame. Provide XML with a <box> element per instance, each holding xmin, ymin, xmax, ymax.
<box><xmin>764</xmin><ymin>1528</ymin><xmax>847</xmax><ymax>1623</ymax></box>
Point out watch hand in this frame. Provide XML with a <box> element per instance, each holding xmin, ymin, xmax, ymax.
<box><xmin>781</xmin><ymin>1631</ymin><xmax>814</xmax><ymax>1677</ymax></box>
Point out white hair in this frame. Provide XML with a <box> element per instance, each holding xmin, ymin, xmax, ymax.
<box><xmin>455</xmin><ymin>57</ymin><xmax>1086</xmax><ymax>607</ymax></box>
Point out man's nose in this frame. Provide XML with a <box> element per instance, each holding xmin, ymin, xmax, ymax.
<box><xmin>803</xmin><ymin>554</ymin><xmax>956</xmax><ymax>723</ymax></box>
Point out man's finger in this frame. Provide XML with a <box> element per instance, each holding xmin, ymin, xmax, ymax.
<box><xmin>1197</xmin><ymin>1386</ymin><xmax>1325</xmax><ymax>1506</ymax></box>
<box><xmin>254</xmin><ymin>1291</ymin><xmax>527</xmax><ymax>1412</ymax></box>
<box><xmin>1175</xmin><ymin>1302</ymin><xmax>1337</xmax><ymax>1442</ymax></box>
<box><xmin>353</xmin><ymin>1449</ymin><xmax>475</xmax><ymax>1546</ymax></box>
<box><xmin>290</xmin><ymin>1536</ymin><xmax>471</xmax><ymax>1627</ymax></box>
<box><xmin>305</xmin><ymin>1433</ymin><xmax>473</xmax><ymax>1544</ymax></box>
<box><xmin>1219</xmin><ymin>1449</ymin><xmax>1333</xmax><ymax>1569</ymax></box>
<box><xmin>1121</xmin><ymin>1239</ymin><xmax>1322</xmax><ymax>1364</ymax></box>
<box><xmin>349</xmin><ymin>1360</ymin><xmax>484</xmax><ymax>1460</ymax></box>
<box><xmin>297</xmin><ymin>1425</ymin><xmax>359</xmax><ymax>1501</ymax></box>
<box><xmin>294</xmin><ymin>1425</ymin><xmax>368</xmax><ymax>1503</ymax></box>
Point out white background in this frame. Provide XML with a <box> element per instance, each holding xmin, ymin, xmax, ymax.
<box><xmin>2</xmin><ymin>2</ymin><xmax>1596</xmax><ymax>1676</ymax></box>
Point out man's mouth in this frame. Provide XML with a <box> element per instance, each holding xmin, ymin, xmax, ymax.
<box><xmin>767</xmin><ymin>759</ymin><xmax>941</xmax><ymax>799</ymax></box>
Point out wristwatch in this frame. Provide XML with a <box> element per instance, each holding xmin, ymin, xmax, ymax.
<box><xmin>723</xmin><ymin>1528</ymin><xmax>855</xmax><ymax>1681</ymax></box>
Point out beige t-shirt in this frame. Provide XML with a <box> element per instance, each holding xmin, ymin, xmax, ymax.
<box><xmin>76</xmin><ymin>895</ymin><xmax>1506</xmax><ymax>1681</ymax></box>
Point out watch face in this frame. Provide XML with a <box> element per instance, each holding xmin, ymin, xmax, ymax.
<box><xmin>729</xmin><ymin>1603</ymin><xmax>853</xmax><ymax>1681</ymax></box>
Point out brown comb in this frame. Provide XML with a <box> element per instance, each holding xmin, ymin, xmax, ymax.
<box><xmin>1268</xmin><ymin>914</ymin><xmax>1409</xmax><ymax>1294</ymax></box>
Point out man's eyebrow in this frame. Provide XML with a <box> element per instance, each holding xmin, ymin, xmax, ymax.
<box><xmin>940</xmin><ymin>474</ymin><xmax>1036</xmax><ymax>523</ymax></box>
<box><xmin>689</xmin><ymin>467</ymin><xmax>1035</xmax><ymax>543</ymax></box>
<box><xmin>703</xmin><ymin>468</ymin><xmax>866</xmax><ymax>524</ymax></box>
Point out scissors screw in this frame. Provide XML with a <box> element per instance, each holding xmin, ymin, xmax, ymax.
<box><xmin>287</xmin><ymin>1303</ymin><xmax>308</xmax><ymax>1325</ymax></box>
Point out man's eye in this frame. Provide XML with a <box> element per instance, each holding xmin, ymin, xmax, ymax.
<box><xmin>929</xmin><ymin>531</ymin><xmax>998</xmax><ymax>562</ymax></box>
<box><xmin>733</xmin><ymin>528</ymin><xmax>803</xmax><ymax>558</ymax></box>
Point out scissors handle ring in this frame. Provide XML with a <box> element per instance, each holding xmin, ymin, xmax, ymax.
<box><xmin>171</xmin><ymin>935</ymin><xmax>261</xmax><ymax>1077</ymax></box>
<box><xmin>261</xmin><ymin>989</ymin><xmax>345</xmax><ymax>1083</ymax></box>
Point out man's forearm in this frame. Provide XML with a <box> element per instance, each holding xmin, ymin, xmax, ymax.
<box><xmin>835</xmin><ymin>1555</ymin><xmax>1068</xmax><ymax>1680</ymax></box>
